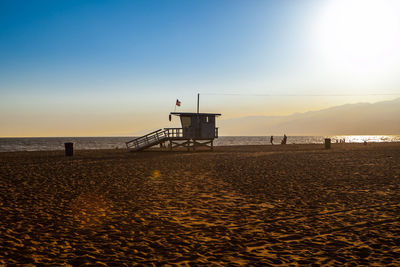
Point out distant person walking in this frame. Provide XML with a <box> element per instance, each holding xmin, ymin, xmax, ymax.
<box><xmin>270</xmin><ymin>135</ymin><xmax>274</xmax><ymax>145</ymax></box>
<box><xmin>281</xmin><ymin>134</ymin><xmax>287</xmax><ymax>145</ymax></box>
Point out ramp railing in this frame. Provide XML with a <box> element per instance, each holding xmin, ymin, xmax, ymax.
<box><xmin>164</xmin><ymin>128</ymin><xmax>183</xmax><ymax>138</ymax></box>
<box><xmin>125</xmin><ymin>129</ymin><xmax>168</xmax><ymax>151</ymax></box>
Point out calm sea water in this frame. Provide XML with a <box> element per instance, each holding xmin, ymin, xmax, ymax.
<box><xmin>0</xmin><ymin>135</ymin><xmax>399</xmax><ymax>152</ymax></box>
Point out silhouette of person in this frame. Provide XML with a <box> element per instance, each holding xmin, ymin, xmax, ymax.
<box><xmin>270</xmin><ymin>135</ymin><xmax>274</xmax><ymax>145</ymax></box>
<box><xmin>282</xmin><ymin>134</ymin><xmax>287</xmax><ymax>145</ymax></box>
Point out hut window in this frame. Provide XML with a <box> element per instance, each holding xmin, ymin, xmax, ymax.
<box><xmin>206</xmin><ymin>116</ymin><xmax>209</xmax><ymax>123</ymax></box>
<box><xmin>181</xmin><ymin>116</ymin><xmax>191</xmax><ymax>128</ymax></box>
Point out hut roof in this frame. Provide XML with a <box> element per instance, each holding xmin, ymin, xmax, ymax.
<box><xmin>170</xmin><ymin>112</ymin><xmax>221</xmax><ymax>117</ymax></box>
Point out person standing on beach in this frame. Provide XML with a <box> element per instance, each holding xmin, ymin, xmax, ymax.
<box><xmin>270</xmin><ymin>135</ymin><xmax>274</xmax><ymax>145</ymax></box>
<box><xmin>282</xmin><ymin>134</ymin><xmax>287</xmax><ymax>145</ymax></box>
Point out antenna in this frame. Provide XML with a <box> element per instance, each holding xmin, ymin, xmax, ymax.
<box><xmin>197</xmin><ymin>93</ymin><xmax>200</xmax><ymax>113</ymax></box>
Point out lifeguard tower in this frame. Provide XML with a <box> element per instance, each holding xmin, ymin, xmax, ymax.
<box><xmin>125</xmin><ymin>104</ymin><xmax>221</xmax><ymax>151</ymax></box>
<box><xmin>164</xmin><ymin>112</ymin><xmax>221</xmax><ymax>150</ymax></box>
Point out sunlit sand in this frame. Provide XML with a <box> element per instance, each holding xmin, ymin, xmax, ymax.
<box><xmin>1</xmin><ymin>143</ymin><xmax>399</xmax><ymax>265</ymax></box>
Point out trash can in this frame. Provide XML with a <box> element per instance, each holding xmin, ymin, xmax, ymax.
<box><xmin>64</xmin><ymin>142</ymin><xmax>74</xmax><ymax>156</ymax></box>
<box><xmin>324</xmin><ymin>138</ymin><xmax>331</xmax><ymax>149</ymax></box>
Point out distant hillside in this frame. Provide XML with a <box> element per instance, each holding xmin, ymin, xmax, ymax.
<box><xmin>219</xmin><ymin>98</ymin><xmax>400</xmax><ymax>135</ymax></box>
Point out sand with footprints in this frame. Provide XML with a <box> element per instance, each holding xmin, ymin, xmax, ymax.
<box><xmin>1</xmin><ymin>143</ymin><xmax>400</xmax><ymax>265</ymax></box>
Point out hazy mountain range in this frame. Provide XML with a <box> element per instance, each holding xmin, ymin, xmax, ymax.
<box><xmin>219</xmin><ymin>98</ymin><xmax>400</xmax><ymax>136</ymax></box>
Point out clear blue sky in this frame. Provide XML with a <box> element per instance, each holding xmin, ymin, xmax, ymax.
<box><xmin>1</xmin><ymin>0</ymin><xmax>399</xmax><ymax>136</ymax></box>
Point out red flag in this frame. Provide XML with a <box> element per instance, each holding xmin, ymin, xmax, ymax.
<box><xmin>176</xmin><ymin>99</ymin><xmax>181</xmax><ymax>107</ymax></box>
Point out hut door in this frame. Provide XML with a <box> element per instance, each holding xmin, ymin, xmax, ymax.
<box><xmin>201</xmin><ymin>116</ymin><xmax>215</xmax><ymax>139</ymax></box>
<box><xmin>180</xmin><ymin>116</ymin><xmax>192</xmax><ymax>138</ymax></box>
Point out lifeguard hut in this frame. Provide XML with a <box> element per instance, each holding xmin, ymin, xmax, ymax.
<box><xmin>125</xmin><ymin>97</ymin><xmax>221</xmax><ymax>151</ymax></box>
<box><xmin>164</xmin><ymin>112</ymin><xmax>221</xmax><ymax>150</ymax></box>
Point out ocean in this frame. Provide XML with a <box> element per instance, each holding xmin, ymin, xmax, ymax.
<box><xmin>0</xmin><ymin>135</ymin><xmax>399</xmax><ymax>152</ymax></box>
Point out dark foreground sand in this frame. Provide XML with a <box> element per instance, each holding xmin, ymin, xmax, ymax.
<box><xmin>1</xmin><ymin>143</ymin><xmax>400</xmax><ymax>266</ymax></box>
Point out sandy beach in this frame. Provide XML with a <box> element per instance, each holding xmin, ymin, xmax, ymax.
<box><xmin>1</xmin><ymin>143</ymin><xmax>400</xmax><ymax>265</ymax></box>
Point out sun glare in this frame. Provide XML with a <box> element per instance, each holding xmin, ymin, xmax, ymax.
<box><xmin>315</xmin><ymin>0</ymin><xmax>400</xmax><ymax>75</ymax></box>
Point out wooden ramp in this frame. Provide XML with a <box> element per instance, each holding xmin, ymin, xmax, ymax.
<box><xmin>126</xmin><ymin>127</ymin><xmax>218</xmax><ymax>152</ymax></box>
<box><xmin>125</xmin><ymin>129</ymin><xmax>168</xmax><ymax>151</ymax></box>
